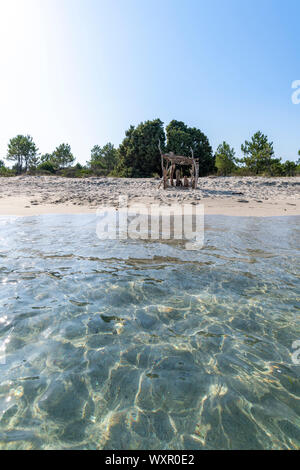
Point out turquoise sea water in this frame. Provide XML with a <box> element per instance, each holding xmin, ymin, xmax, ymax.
<box><xmin>0</xmin><ymin>214</ymin><xmax>299</xmax><ymax>450</ymax></box>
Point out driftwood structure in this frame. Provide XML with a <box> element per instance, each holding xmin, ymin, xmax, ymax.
<box><xmin>158</xmin><ymin>142</ymin><xmax>199</xmax><ymax>190</ymax></box>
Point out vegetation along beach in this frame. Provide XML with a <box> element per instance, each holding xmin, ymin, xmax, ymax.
<box><xmin>1</xmin><ymin>120</ymin><xmax>299</xmax><ymax>217</ymax></box>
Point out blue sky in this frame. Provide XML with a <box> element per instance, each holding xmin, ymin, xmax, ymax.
<box><xmin>0</xmin><ymin>0</ymin><xmax>299</xmax><ymax>164</ymax></box>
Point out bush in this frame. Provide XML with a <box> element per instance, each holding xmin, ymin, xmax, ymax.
<box><xmin>231</xmin><ymin>167</ymin><xmax>256</xmax><ymax>176</ymax></box>
<box><xmin>37</xmin><ymin>162</ymin><xmax>56</xmax><ymax>174</ymax></box>
<box><xmin>109</xmin><ymin>166</ymin><xmax>134</xmax><ymax>178</ymax></box>
<box><xmin>0</xmin><ymin>167</ymin><xmax>16</xmax><ymax>177</ymax></box>
<box><xmin>57</xmin><ymin>167</ymin><xmax>93</xmax><ymax>178</ymax></box>
<box><xmin>34</xmin><ymin>169</ymin><xmax>56</xmax><ymax>176</ymax></box>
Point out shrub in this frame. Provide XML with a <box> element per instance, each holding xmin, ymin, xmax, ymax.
<box><xmin>0</xmin><ymin>167</ymin><xmax>16</xmax><ymax>177</ymax></box>
<box><xmin>231</xmin><ymin>167</ymin><xmax>256</xmax><ymax>176</ymax></box>
<box><xmin>37</xmin><ymin>162</ymin><xmax>56</xmax><ymax>174</ymax></box>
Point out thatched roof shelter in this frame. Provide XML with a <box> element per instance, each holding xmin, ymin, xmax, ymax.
<box><xmin>158</xmin><ymin>144</ymin><xmax>199</xmax><ymax>190</ymax></box>
<box><xmin>163</xmin><ymin>152</ymin><xmax>198</xmax><ymax>166</ymax></box>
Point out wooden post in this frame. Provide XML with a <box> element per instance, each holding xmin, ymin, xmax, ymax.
<box><xmin>176</xmin><ymin>169</ymin><xmax>182</xmax><ymax>187</ymax></box>
<box><xmin>170</xmin><ymin>164</ymin><xmax>175</xmax><ymax>187</ymax></box>
<box><xmin>195</xmin><ymin>162</ymin><xmax>199</xmax><ymax>190</ymax></box>
<box><xmin>190</xmin><ymin>148</ymin><xmax>198</xmax><ymax>190</ymax></box>
<box><xmin>192</xmin><ymin>164</ymin><xmax>196</xmax><ymax>189</ymax></box>
<box><xmin>163</xmin><ymin>168</ymin><xmax>168</xmax><ymax>189</ymax></box>
<box><xmin>158</xmin><ymin>140</ymin><xmax>166</xmax><ymax>189</ymax></box>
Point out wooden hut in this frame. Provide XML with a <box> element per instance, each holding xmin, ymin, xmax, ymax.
<box><xmin>158</xmin><ymin>143</ymin><xmax>199</xmax><ymax>190</ymax></box>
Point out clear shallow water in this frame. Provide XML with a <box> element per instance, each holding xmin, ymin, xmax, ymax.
<box><xmin>0</xmin><ymin>214</ymin><xmax>299</xmax><ymax>450</ymax></box>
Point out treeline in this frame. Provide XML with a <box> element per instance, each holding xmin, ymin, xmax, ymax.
<box><xmin>215</xmin><ymin>132</ymin><xmax>300</xmax><ymax>177</ymax></box>
<box><xmin>1</xmin><ymin>120</ymin><xmax>299</xmax><ymax>178</ymax></box>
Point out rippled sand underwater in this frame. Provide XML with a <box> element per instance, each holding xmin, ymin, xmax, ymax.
<box><xmin>0</xmin><ymin>214</ymin><xmax>299</xmax><ymax>450</ymax></box>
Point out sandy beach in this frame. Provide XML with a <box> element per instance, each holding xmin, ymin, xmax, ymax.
<box><xmin>0</xmin><ymin>175</ymin><xmax>299</xmax><ymax>217</ymax></box>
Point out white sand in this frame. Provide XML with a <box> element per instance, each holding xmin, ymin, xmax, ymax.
<box><xmin>0</xmin><ymin>175</ymin><xmax>299</xmax><ymax>217</ymax></box>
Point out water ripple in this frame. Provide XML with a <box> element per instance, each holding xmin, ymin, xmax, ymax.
<box><xmin>0</xmin><ymin>214</ymin><xmax>299</xmax><ymax>450</ymax></box>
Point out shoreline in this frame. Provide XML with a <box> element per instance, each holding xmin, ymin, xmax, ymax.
<box><xmin>0</xmin><ymin>175</ymin><xmax>299</xmax><ymax>217</ymax></box>
<box><xmin>0</xmin><ymin>198</ymin><xmax>299</xmax><ymax>218</ymax></box>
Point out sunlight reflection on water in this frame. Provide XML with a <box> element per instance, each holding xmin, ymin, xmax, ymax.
<box><xmin>0</xmin><ymin>214</ymin><xmax>299</xmax><ymax>449</ymax></box>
